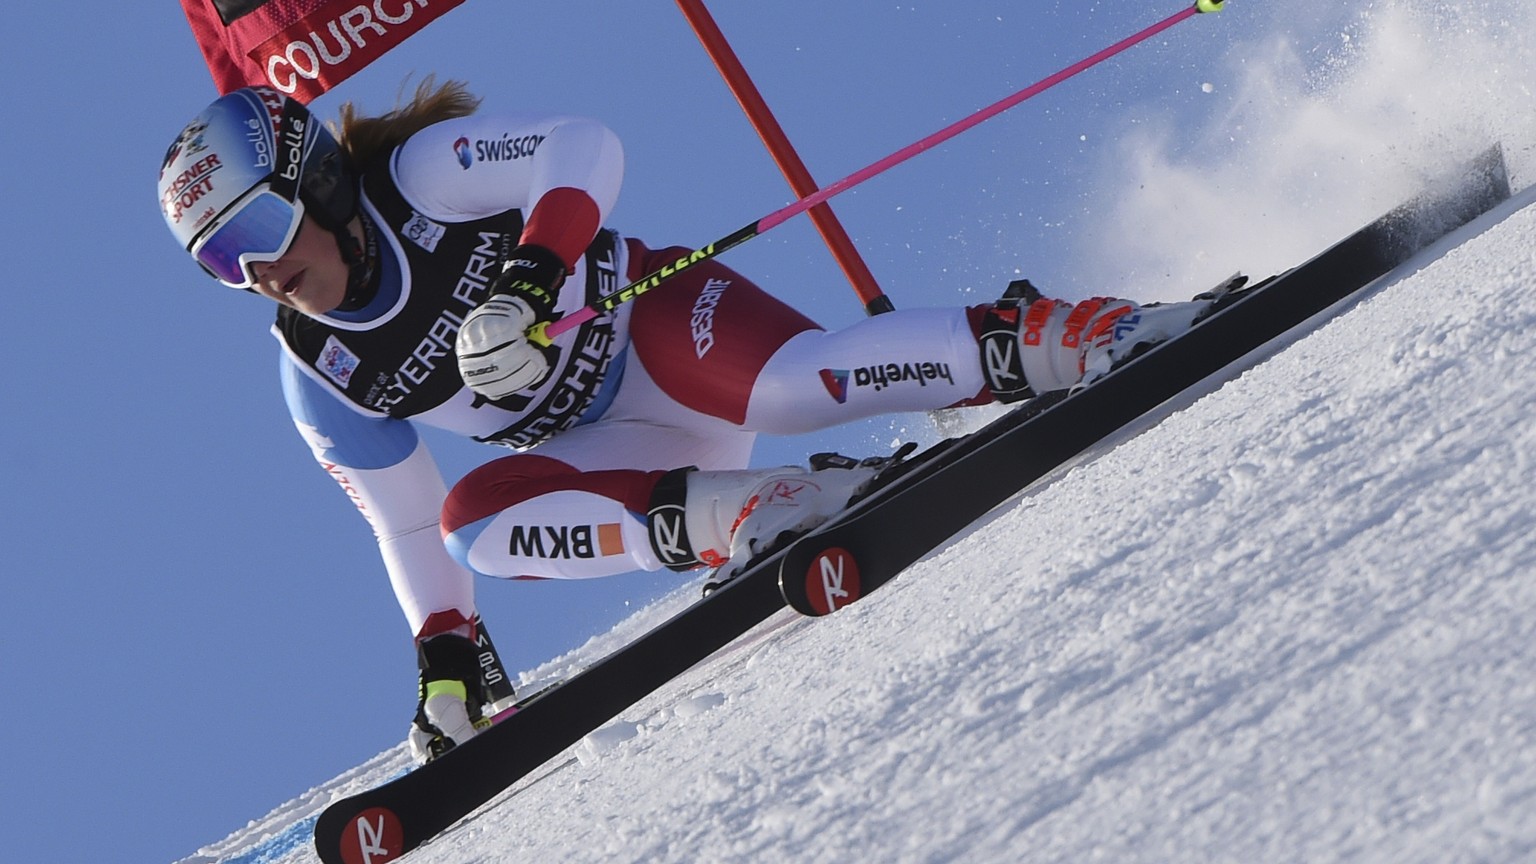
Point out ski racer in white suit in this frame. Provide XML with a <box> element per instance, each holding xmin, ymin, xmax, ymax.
<box><xmin>156</xmin><ymin>80</ymin><xmax>1213</xmax><ymax>760</ymax></box>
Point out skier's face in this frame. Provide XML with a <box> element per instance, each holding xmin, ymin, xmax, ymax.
<box><xmin>248</xmin><ymin>214</ymin><xmax>354</xmax><ymax>316</ymax></box>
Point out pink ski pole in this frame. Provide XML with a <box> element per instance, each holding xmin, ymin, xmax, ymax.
<box><xmin>530</xmin><ymin>0</ymin><xmax>1225</xmax><ymax>346</ymax></box>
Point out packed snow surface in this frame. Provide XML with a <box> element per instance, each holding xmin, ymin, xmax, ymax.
<box><xmin>183</xmin><ymin>180</ymin><xmax>1536</xmax><ymax>864</ymax></box>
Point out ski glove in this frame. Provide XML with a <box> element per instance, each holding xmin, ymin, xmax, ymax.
<box><xmin>490</xmin><ymin>242</ymin><xmax>566</xmax><ymax>318</ymax></box>
<box><xmin>409</xmin><ymin>631</ymin><xmax>492</xmax><ymax>763</ymax></box>
<box><xmin>456</xmin><ymin>243</ymin><xmax>566</xmax><ymax>400</ymax></box>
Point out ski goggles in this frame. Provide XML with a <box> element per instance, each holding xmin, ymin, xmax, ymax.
<box><xmin>190</xmin><ymin>185</ymin><xmax>305</xmax><ymax>289</ymax></box>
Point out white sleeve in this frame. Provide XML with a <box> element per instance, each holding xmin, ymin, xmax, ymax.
<box><xmin>346</xmin><ymin>439</ymin><xmax>478</xmax><ymax>636</ymax></box>
<box><xmin>390</xmin><ymin>113</ymin><xmax>624</xmax><ymax>224</ymax></box>
<box><xmin>281</xmin><ymin>353</ymin><xmax>475</xmax><ymax>636</ymax></box>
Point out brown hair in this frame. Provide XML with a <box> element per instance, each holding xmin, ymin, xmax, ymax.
<box><xmin>336</xmin><ymin>76</ymin><xmax>483</xmax><ymax>168</ymax></box>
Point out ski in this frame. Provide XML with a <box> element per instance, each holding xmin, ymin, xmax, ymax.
<box><xmin>314</xmin><ymin>546</ymin><xmax>795</xmax><ymax>863</ymax></box>
<box><xmin>313</xmin><ymin>145</ymin><xmax>1509</xmax><ymax>864</ymax></box>
<box><xmin>779</xmin><ymin>146</ymin><xmax>1512</xmax><ymax>616</ymax></box>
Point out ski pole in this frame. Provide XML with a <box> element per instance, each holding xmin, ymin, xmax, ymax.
<box><xmin>529</xmin><ymin>0</ymin><xmax>1226</xmax><ymax>347</ymax></box>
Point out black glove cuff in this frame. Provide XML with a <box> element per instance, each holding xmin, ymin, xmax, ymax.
<box><xmin>492</xmin><ymin>243</ymin><xmax>567</xmax><ymax>318</ymax></box>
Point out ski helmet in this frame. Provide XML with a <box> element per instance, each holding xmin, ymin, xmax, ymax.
<box><xmin>157</xmin><ymin>87</ymin><xmax>358</xmax><ymax>289</ymax></box>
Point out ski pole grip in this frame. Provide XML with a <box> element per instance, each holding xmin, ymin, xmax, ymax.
<box><xmin>1195</xmin><ymin>0</ymin><xmax>1224</xmax><ymax>12</ymax></box>
<box><xmin>529</xmin><ymin>306</ymin><xmax>597</xmax><ymax>347</ymax></box>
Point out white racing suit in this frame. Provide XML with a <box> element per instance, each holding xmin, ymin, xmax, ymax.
<box><xmin>275</xmin><ymin>111</ymin><xmax>999</xmax><ymax>637</ymax></box>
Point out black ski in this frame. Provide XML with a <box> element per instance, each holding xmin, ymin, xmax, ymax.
<box><xmin>314</xmin><ymin>539</ymin><xmax>794</xmax><ymax>864</ymax></box>
<box><xmin>779</xmin><ymin>146</ymin><xmax>1512</xmax><ymax>615</ymax></box>
<box><xmin>314</xmin><ymin>145</ymin><xmax>1509</xmax><ymax>864</ymax></box>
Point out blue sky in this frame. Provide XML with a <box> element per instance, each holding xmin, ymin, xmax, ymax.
<box><xmin>3</xmin><ymin>2</ymin><xmax>1290</xmax><ymax>862</ymax></box>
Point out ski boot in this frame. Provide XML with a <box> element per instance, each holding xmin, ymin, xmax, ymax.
<box><xmin>978</xmin><ymin>278</ymin><xmax>1236</xmax><ymax>399</ymax></box>
<box><xmin>1074</xmin><ymin>296</ymin><xmax>1219</xmax><ymax>388</ymax></box>
<box><xmin>647</xmin><ymin>456</ymin><xmax>888</xmax><ymax>589</ymax></box>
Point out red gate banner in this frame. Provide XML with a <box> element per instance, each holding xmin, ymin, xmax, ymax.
<box><xmin>180</xmin><ymin>0</ymin><xmax>469</xmax><ymax>101</ymax></box>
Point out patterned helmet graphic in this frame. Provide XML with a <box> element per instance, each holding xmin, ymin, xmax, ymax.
<box><xmin>158</xmin><ymin>87</ymin><xmax>357</xmax><ymax>285</ymax></box>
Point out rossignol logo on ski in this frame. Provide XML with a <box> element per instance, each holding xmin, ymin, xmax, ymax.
<box><xmin>341</xmin><ymin>807</ymin><xmax>403</xmax><ymax>864</ymax></box>
<box><xmin>806</xmin><ymin>547</ymin><xmax>861</xmax><ymax>615</ymax></box>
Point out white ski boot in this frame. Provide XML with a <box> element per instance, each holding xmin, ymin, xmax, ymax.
<box><xmin>1074</xmin><ymin>298</ymin><xmax>1217</xmax><ymax>388</ymax></box>
<box><xmin>647</xmin><ymin>459</ymin><xmax>883</xmax><ymax>581</ymax></box>
<box><xmin>978</xmin><ymin>279</ymin><xmax>1223</xmax><ymax>398</ymax></box>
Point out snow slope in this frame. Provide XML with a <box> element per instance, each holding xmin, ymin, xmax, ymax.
<box><xmin>180</xmin><ymin>176</ymin><xmax>1536</xmax><ymax>863</ymax></box>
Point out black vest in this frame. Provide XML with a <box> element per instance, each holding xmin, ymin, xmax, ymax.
<box><xmin>275</xmin><ymin>158</ymin><xmax>620</xmax><ymax>448</ymax></box>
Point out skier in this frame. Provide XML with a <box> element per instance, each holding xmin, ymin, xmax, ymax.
<box><xmin>157</xmin><ymin>79</ymin><xmax>1214</xmax><ymax>760</ymax></box>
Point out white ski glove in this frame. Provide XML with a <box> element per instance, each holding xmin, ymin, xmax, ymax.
<box><xmin>456</xmin><ymin>293</ymin><xmax>553</xmax><ymax>400</ymax></box>
<box><xmin>409</xmin><ymin>684</ymin><xmax>483</xmax><ymax>762</ymax></box>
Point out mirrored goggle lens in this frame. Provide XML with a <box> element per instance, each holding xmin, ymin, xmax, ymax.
<box><xmin>193</xmin><ymin>191</ymin><xmax>302</xmax><ymax>288</ymax></box>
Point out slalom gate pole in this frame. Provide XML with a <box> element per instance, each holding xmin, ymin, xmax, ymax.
<box><xmin>531</xmin><ymin>0</ymin><xmax>1224</xmax><ymax>346</ymax></box>
<box><xmin>676</xmin><ymin>0</ymin><xmax>894</xmax><ymax>316</ymax></box>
